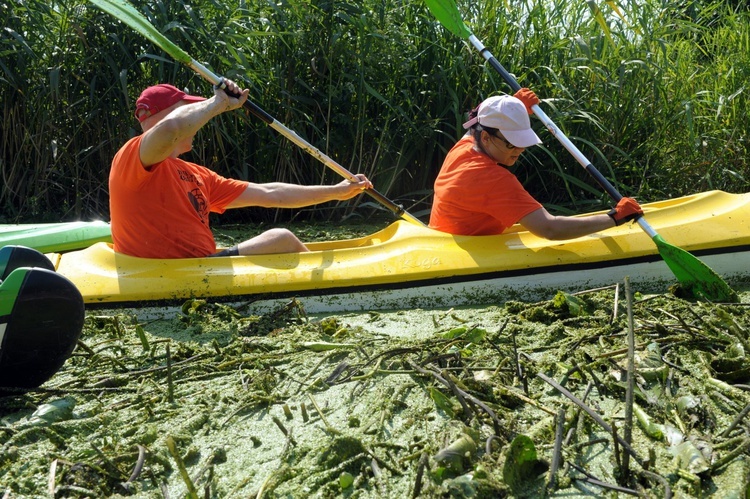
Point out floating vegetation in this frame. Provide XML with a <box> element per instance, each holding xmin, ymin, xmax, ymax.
<box><xmin>2</xmin><ymin>285</ymin><xmax>750</xmax><ymax>497</ymax></box>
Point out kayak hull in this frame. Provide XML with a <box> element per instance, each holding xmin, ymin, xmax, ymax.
<box><xmin>50</xmin><ymin>191</ymin><xmax>750</xmax><ymax>313</ymax></box>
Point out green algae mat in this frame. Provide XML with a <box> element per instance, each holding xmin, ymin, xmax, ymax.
<box><xmin>2</xmin><ymin>286</ymin><xmax>750</xmax><ymax>497</ymax></box>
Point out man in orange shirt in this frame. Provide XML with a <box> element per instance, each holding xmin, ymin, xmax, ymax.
<box><xmin>110</xmin><ymin>80</ymin><xmax>372</xmax><ymax>259</ymax></box>
<box><xmin>429</xmin><ymin>90</ymin><xmax>642</xmax><ymax>239</ymax></box>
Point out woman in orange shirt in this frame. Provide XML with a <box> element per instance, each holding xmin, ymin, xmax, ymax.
<box><xmin>429</xmin><ymin>90</ymin><xmax>642</xmax><ymax>239</ymax></box>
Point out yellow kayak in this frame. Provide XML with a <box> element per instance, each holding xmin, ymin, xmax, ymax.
<box><xmin>48</xmin><ymin>190</ymin><xmax>750</xmax><ymax>313</ymax></box>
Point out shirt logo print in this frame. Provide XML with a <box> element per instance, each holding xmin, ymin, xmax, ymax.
<box><xmin>188</xmin><ymin>188</ymin><xmax>208</xmax><ymax>224</ymax></box>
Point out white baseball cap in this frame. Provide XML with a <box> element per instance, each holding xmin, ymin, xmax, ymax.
<box><xmin>463</xmin><ymin>95</ymin><xmax>542</xmax><ymax>148</ymax></box>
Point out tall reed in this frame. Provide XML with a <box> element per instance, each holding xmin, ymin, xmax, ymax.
<box><xmin>1</xmin><ymin>0</ymin><xmax>748</xmax><ymax>222</ymax></box>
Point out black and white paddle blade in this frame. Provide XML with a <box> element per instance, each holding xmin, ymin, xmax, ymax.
<box><xmin>0</xmin><ymin>267</ymin><xmax>84</xmax><ymax>393</ymax></box>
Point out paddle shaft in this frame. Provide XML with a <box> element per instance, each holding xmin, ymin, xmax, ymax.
<box><xmin>467</xmin><ymin>34</ymin><xmax>658</xmax><ymax>238</ymax></box>
<box><xmin>182</xmin><ymin>60</ymin><xmax>423</xmax><ymax>226</ymax></box>
<box><xmin>89</xmin><ymin>0</ymin><xmax>422</xmax><ymax>226</ymax></box>
<box><xmin>423</xmin><ymin>0</ymin><xmax>736</xmax><ymax>301</ymax></box>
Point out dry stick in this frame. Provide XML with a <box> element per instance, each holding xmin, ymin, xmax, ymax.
<box><xmin>622</xmin><ymin>277</ymin><xmax>635</xmax><ymax>481</ymax></box>
<box><xmin>493</xmin><ymin>384</ymin><xmax>557</xmax><ymax>416</ymax></box>
<box><xmin>595</xmin><ymin>335</ymin><xmax>683</xmax><ymax>360</ymax></box>
<box><xmin>569</xmin><ymin>437</ymin><xmax>609</xmax><ymax>452</ymax></box>
<box><xmin>639</xmin><ymin>469</ymin><xmax>673</xmax><ymax>498</ymax></box>
<box><xmin>510</xmin><ymin>327</ymin><xmax>528</xmax><ymax>395</ymax></box>
<box><xmin>159</xmin><ymin>480</ymin><xmax>171</xmax><ymax>499</ymax></box>
<box><xmin>365</xmin><ymin>447</ymin><xmax>401</xmax><ymax>476</ymax></box>
<box><xmin>48</xmin><ymin>459</ymin><xmax>59</xmax><ymax>496</ymax></box>
<box><xmin>485</xmin><ymin>435</ymin><xmax>503</xmax><ymax>455</ymax></box>
<box><xmin>571</xmin><ymin>284</ymin><xmax>620</xmax><ymax>296</ymax></box>
<box><xmin>296</xmin><ymin>351</ymin><xmax>343</xmax><ymax>393</ymax></box>
<box><xmin>411</xmin><ymin>453</ymin><xmax>428</xmax><ymax>499</ymax></box>
<box><xmin>91</xmin><ymin>442</ymin><xmax>124</xmax><ymax>479</ymax></box>
<box><xmin>568</xmin><ymin>462</ymin><xmax>639</xmax><ymax>496</ymax></box>
<box><xmin>307</xmin><ymin>394</ymin><xmax>338</xmax><ymax>434</ymax></box>
<box><xmin>571</xmin><ymin>284</ymin><xmax>621</xmax><ymax>323</ymax></box>
<box><xmin>537</xmin><ymin>372</ymin><xmax>645</xmax><ymax>466</ymax></box>
<box><xmin>441</xmin><ymin>369</ymin><xmax>474</xmax><ymax>423</ymax></box>
<box><xmin>563</xmin><ymin>381</ymin><xmax>594</xmax><ymax>446</ymax></box>
<box><xmin>272</xmin><ymin>415</ymin><xmax>297</xmax><ymax>446</ymax></box>
<box><xmin>407</xmin><ymin>359</ymin><xmax>504</xmax><ymax>437</ymax></box>
<box><xmin>127</xmin><ymin>444</ymin><xmax>147</xmax><ymax>484</ymax></box>
<box><xmin>547</xmin><ymin>408</ymin><xmax>566</xmax><ymax>492</ymax></box>
<box><xmin>720</xmin><ymin>401</ymin><xmax>750</xmax><ymax>438</ymax></box>
<box><xmin>166</xmin><ymin>343</ymin><xmax>175</xmax><ymax>404</ymax></box>
<box><xmin>612</xmin><ymin>423</ymin><xmax>621</xmax><ymax>470</ymax></box>
<box><xmin>710</xmin><ymin>437</ymin><xmax>750</xmax><ymax>472</ymax></box>
<box><xmin>112</xmin><ymin>353</ymin><xmax>208</xmax><ymax>377</ymax></box>
<box><xmin>612</xmin><ymin>282</ymin><xmax>620</xmax><ymax>324</ymax></box>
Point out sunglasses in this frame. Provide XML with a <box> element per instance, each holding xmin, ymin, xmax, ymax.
<box><xmin>491</xmin><ymin>132</ymin><xmax>521</xmax><ymax>151</ymax></box>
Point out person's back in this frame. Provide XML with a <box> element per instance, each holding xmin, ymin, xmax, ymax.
<box><xmin>110</xmin><ymin>135</ymin><xmax>246</xmax><ymax>258</ymax></box>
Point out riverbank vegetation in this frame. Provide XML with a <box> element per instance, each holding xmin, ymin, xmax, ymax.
<box><xmin>2</xmin><ymin>286</ymin><xmax>750</xmax><ymax>496</ymax></box>
<box><xmin>1</xmin><ymin>0</ymin><xmax>749</xmax><ymax>223</ymax></box>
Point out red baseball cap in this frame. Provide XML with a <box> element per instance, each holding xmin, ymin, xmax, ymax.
<box><xmin>134</xmin><ymin>84</ymin><xmax>205</xmax><ymax>122</ymax></box>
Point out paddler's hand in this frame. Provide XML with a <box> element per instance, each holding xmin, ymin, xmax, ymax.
<box><xmin>608</xmin><ymin>197</ymin><xmax>643</xmax><ymax>226</ymax></box>
<box><xmin>513</xmin><ymin>88</ymin><xmax>540</xmax><ymax>114</ymax></box>
<box><xmin>335</xmin><ymin>174</ymin><xmax>372</xmax><ymax>200</ymax></box>
<box><xmin>213</xmin><ymin>78</ymin><xmax>249</xmax><ymax>113</ymax></box>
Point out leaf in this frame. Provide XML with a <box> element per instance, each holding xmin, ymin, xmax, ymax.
<box><xmin>441</xmin><ymin>326</ymin><xmax>467</xmax><ymax>339</ymax></box>
<box><xmin>672</xmin><ymin>441</ymin><xmax>710</xmax><ymax>475</ymax></box>
<box><xmin>502</xmin><ymin>435</ymin><xmax>549</xmax><ymax>495</ymax></box>
<box><xmin>552</xmin><ymin>291</ymin><xmax>587</xmax><ymax>316</ymax></box>
<box><xmin>464</xmin><ymin>327</ymin><xmax>487</xmax><ymax>344</ymax></box>
<box><xmin>28</xmin><ymin>397</ymin><xmax>76</xmax><ymax>426</ymax></box>
<box><xmin>429</xmin><ymin>387</ymin><xmax>456</xmax><ymax>417</ymax></box>
<box><xmin>433</xmin><ymin>433</ymin><xmax>477</xmax><ymax>474</ymax></box>
<box><xmin>441</xmin><ymin>326</ymin><xmax>487</xmax><ymax>344</ymax></box>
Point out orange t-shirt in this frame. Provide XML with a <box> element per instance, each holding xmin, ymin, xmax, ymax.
<box><xmin>109</xmin><ymin>136</ymin><xmax>248</xmax><ymax>258</ymax></box>
<box><xmin>429</xmin><ymin>136</ymin><xmax>542</xmax><ymax>235</ymax></box>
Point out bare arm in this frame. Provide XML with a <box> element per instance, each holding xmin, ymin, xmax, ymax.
<box><xmin>139</xmin><ymin>80</ymin><xmax>250</xmax><ymax>167</ymax></box>
<box><xmin>519</xmin><ymin>207</ymin><xmax>615</xmax><ymax>240</ymax></box>
<box><xmin>227</xmin><ymin>175</ymin><xmax>373</xmax><ymax>209</ymax></box>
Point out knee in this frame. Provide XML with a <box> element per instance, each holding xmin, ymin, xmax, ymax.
<box><xmin>268</xmin><ymin>227</ymin><xmax>300</xmax><ymax>244</ymax></box>
<box><xmin>238</xmin><ymin>228</ymin><xmax>307</xmax><ymax>255</ymax></box>
<box><xmin>270</xmin><ymin>228</ymin><xmax>307</xmax><ymax>253</ymax></box>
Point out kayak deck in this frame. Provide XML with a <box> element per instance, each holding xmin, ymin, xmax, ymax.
<box><xmin>0</xmin><ymin>221</ymin><xmax>111</xmax><ymax>253</ymax></box>
<box><xmin>50</xmin><ymin>191</ymin><xmax>750</xmax><ymax>312</ymax></box>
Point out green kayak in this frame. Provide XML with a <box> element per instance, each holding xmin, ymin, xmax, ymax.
<box><xmin>0</xmin><ymin>221</ymin><xmax>111</xmax><ymax>253</ymax></box>
<box><xmin>0</xmin><ymin>245</ymin><xmax>84</xmax><ymax>393</ymax></box>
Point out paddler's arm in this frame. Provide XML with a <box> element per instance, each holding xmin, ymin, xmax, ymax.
<box><xmin>519</xmin><ymin>207</ymin><xmax>615</xmax><ymax>240</ymax></box>
<box><xmin>519</xmin><ymin>197</ymin><xmax>643</xmax><ymax>240</ymax></box>
<box><xmin>139</xmin><ymin>80</ymin><xmax>250</xmax><ymax>167</ymax></box>
<box><xmin>227</xmin><ymin>175</ymin><xmax>373</xmax><ymax>209</ymax></box>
